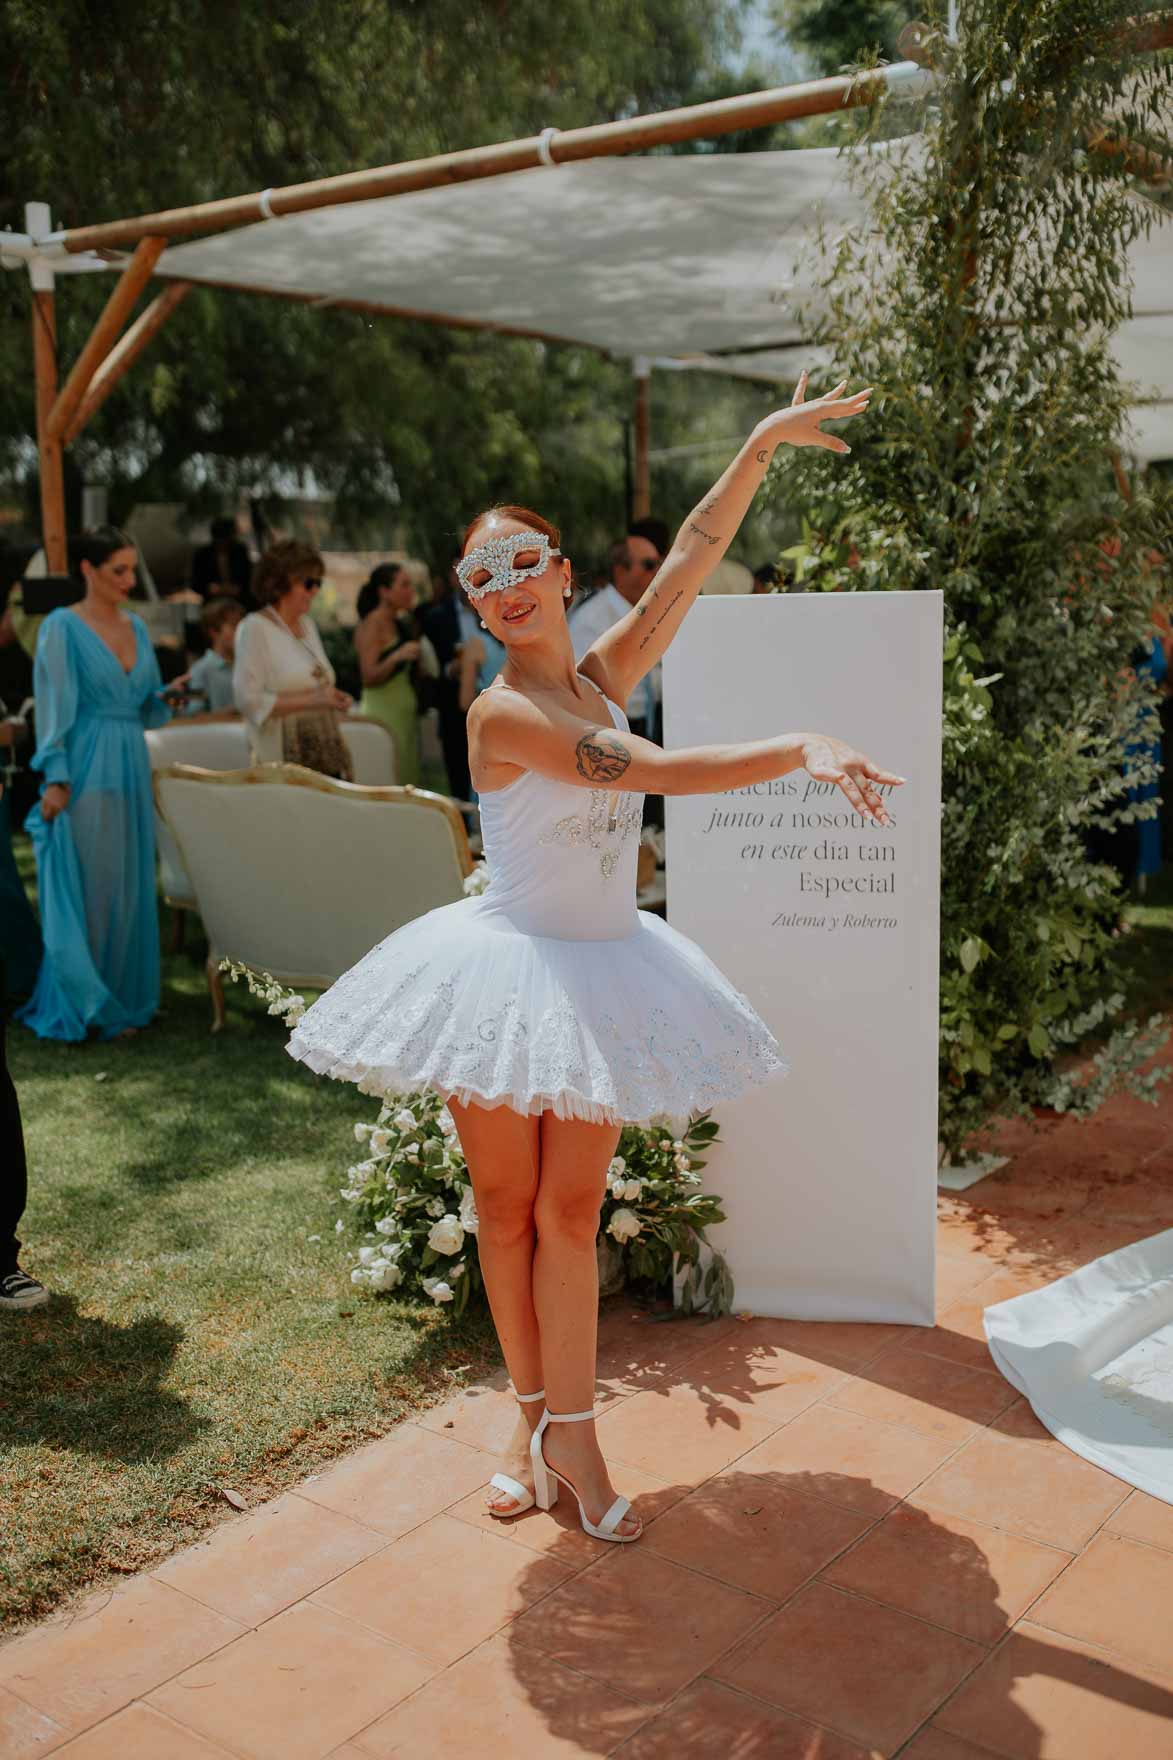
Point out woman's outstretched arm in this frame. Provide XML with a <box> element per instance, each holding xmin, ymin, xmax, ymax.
<box><xmin>581</xmin><ymin>373</ymin><xmax>871</xmax><ymax>708</ymax></box>
<box><xmin>469</xmin><ymin>686</ymin><xmax>902</xmax><ymax>826</ymax></box>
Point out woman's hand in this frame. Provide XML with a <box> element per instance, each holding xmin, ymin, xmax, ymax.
<box><xmin>396</xmin><ymin>640</ymin><xmax>422</xmax><ymax>665</ymax></box>
<box><xmin>800</xmin><ymin>735</ymin><xmax>904</xmax><ymax>826</ymax></box>
<box><xmin>757</xmin><ymin>370</ymin><xmax>873</xmax><ymax>455</ymax></box>
<box><xmin>316</xmin><ymin>685</ymin><xmax>353</xmax><ymax>713</ymax></box>
<box><xmin>41</xmin><ymin>782</ymin><xmax>71</xmax><ymax>822</ymax></box>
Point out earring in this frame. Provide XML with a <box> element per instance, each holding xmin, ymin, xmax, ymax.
<box><xmin>479</xmin><ymin>618</ymin><xmax>487</xmax><ymax>629</ymax></box>
<box><xmin>563</xmin><ymin>586</ymin><xmax>572</xmax><ymax>600</ymax></box>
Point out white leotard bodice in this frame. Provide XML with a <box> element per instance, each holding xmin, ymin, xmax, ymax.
<box><xmin>475</xmin><ymin>676</ymin><xmax>645</xmax><ymax>941</ymax></box>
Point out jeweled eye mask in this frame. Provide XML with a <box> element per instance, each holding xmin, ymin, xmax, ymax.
<box><xmin>456</xmin><ymin>529</ymin><xmax>561</xmax><ymax>602</ymax></box>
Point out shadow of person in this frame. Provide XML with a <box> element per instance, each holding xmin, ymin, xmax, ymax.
<box><xmin>2</xmin><ymin>1296</ymin><xmax>204</xmax><ymax>1463</ymax></box>
<box><xmin>498</xmin><ymin>1467</ymin><xmax>1173</xmax><ymax>1758</ymax></box>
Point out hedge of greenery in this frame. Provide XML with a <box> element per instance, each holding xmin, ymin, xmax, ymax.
<box><xmin>769</xmin><ymin>0</ymin><xmax>1171</xmax><ymax>1156</ymax></box>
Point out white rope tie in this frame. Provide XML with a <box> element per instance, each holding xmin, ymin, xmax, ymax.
<box><xmin>257</xmin><ymin>188</ymin><xmax>277</xmax><ymax>221</ymax></box>
<box><xmin>536</xmin><ymin>127</ymin><xmax>561</xmax><ymax>169</ymax></box>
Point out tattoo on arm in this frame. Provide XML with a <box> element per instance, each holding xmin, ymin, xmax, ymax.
<box><xmin>687</xmin><ymin>521</ymin><xmax>720</xmax><ymax>547</ymax></box>
<box><xmin>638</xmin><ymin>587</ymin><xmax>685</xmax><ymax>650</ymax></box>
<box><xmin>576</xmin><ymin>729</ymin><xmax>632</xmax><ymax>783</ymax></box>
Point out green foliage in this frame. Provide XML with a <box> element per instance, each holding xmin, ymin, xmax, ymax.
<box><xmin>0</xmin><ymin>0</ymin><xmax>742</xmax><ymax>557</ymax></box>
<box><xmin>767</xmin><ymin>0</ymin><xmax>1172</xmax><ymax>1154</ymax></box>
<box><xmin>769</xmin><ymin>0</ymin><xmax>917</xmax><ymax>73</ymax></box>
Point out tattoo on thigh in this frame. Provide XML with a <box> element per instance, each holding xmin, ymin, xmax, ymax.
<box><xmin>576</xmin><ymin>729</ymin><xmax>632</xmax><ymax>783</ymax></box>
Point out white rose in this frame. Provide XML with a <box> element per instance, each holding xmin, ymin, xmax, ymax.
<box><xmin>622</xmin><ymin>1178</ymin><xmax>644</xmax><ymax>1202</ymax></box>
<box><xmin>427</xmin><ymin>1214</ymin><xmax>465</xmax><ymax>1255</ymax></box>
<box><xmin>607</xmin><ymin>1207</ymin><xmax>641</xmax><ymax>1243</ymax></box>
<box><xmin>350</xmin><ymin>1267</ymin><xmax>368</xmax><ymax>1285</ymax></box>
<box><xmin>357</xmin><ymin>1245</ymin><xmax>380</xmax><ymax>1265</ymax></box>
<box><xmin>424</xmin><ymin>1277</ymin><xmax>455</xmax><ymax>1304</ymax></box>
<box><xmin>369</xmin><ymin>1262</ymin><xmax>403</xmax><ymax>1292</ymax></box>
<box><xmin>369</xmin><ymin>1129</ymin><xmax>391</xmax><ymax>1156</ymax></box>
<box><xmin>659</xmin><ymin>1138</ymin><xmax>673</xmax><ymax>1150</ymax></box>
<box><xmin>427</xmin><ymin>1197</ymin><xmax>445</xmax><ymax>1219</ymax></box>
<box><xmin>394</xmin><ymin>1108</ymin><xmax>416</xmax><ymax>1132</ymax></box>
<box><xmin>354</xmin><ymin>1123</ymin><xmax>371</xmax><ymax>1142</ymax></box>
<box><xmin>674</xmin><ymin>1154</ymin><xmax>692</xmax><ymax>1174</ymax></box>
<box><xmin>458</xmin><ymin>1185</ymin><xmax>480</xmax><ymax>1236</ymax></box>
<box><xmin>374</xmin><ymin>1216</ymin><xmax>398</xmax><ymax>1235</ymax></box>
<box><xmin>608</xmin><ymin>1156</ymin><xmax>626</xmax><ymax>1176</ymax></box>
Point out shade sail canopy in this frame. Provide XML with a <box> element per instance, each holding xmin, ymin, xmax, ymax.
<box><xmin>156</xmin><ymin>149</ymin><xmax>857</xmax><ymax>356</ymax></box>
<box><xmin>155</xmin><ymin>146</ymin><xmax>1172</xmax><ymax>459</ymax></box>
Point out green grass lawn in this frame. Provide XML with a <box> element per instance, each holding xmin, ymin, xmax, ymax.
<box><xmin>2</xmin><ymin>839</ymin><xmax>1170</xmax><ymax>1636</ymax></box>
<box><xmin>2</xmin><ymin>842</ymin><xmax>499</xmax><ymax>1634</ymax></box>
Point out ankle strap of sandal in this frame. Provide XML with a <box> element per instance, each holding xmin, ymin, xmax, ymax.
<box><xmin>546</xmin><ymin>1408</ymin><xmax>595</xmax><ymax>1423</ymax></box>
<box><xmin>514</xmin><ymin>1387</ymin><xmax>546</xmax><ymax>1403</ymax></box>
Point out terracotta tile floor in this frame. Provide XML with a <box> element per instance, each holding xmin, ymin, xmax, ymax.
<box><xmin>3</xmin><ymin>1055</ymin><xmax>1172</xmax><ymax>1758</ymax></box>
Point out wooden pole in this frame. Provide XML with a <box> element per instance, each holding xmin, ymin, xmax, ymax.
<box><xmin>64</xmin><ymin>281</ymin><xmax>191</xmax><ymax>443</ymax></box>
<box><xmin>633</xmin><ymin>362</ymin><xmax>651</xmax><ymax>520</ymax></box>
<box><xmin>58</xmin><ymin>67</ymin><xmax>925</xmax><ymax>254</ymax></box>
<box><xmin>46</xmin><ymin>235</ymin><xmax>166</xmax><ymax>442</ymax></box>
<box><xmin>26</xmin><ymin>202</ymin><xmax>68</xmax><ymax>574</ymax></box>
<box><xmin>32</xmin><ymin>288</ymin><xmax>67</xmax><ymax>573</ymax></box>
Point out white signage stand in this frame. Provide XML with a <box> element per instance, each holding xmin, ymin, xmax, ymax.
<box><xmin>663</xmin><ymin>592</ymin><xmax>942</xmax><ymax>1323</ymax></box>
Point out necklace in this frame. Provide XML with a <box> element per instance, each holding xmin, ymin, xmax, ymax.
<box><xmin>265</xmin><ymin>606</ymin><xmax>328</xmax><ymax>685</ymax></box>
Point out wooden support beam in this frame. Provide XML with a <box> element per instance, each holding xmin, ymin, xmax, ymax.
<box><xmin>633</xmin><ymin>365</ymin><xmax>651</xmax><ymax>520</ymax></box>
<box><xmin>58</xmin><ymin>66</ymin><xmax>929</xmax><ymax>254</ymax></box>
<box><xmin>46</xmin><ymin>235</ymin><xmax>166</xmax><ymax>442</ymax></box>
<box><xmin>65</xmin><ymin>281</ymin><xmax>191</xmax><ymax>443</ymax></box>
<box><xmin>32</xmin><ymin>288</ymin><xmax>67</xmax><ymax>573</ymax></box>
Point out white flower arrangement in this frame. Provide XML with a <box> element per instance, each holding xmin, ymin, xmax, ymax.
<box><xmin>338</xmin><ymin>1095</ymin><xmax>732</xmax><ymax>1317</ymax></box>
<box><xmin>221</xmin><ymin>963</ymin><xmax>733</xmax><ymax>1316</ymax></box>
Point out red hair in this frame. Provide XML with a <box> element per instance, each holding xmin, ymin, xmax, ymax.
<box><xmin>461</xmin><ymin>504</ymin><xmax>560</xmax><ymax>555</ymax></box>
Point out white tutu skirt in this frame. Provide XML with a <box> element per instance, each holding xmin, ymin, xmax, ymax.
<box><xmin>287</xmin><ymin>897</ymin><xmax>788</xmax><ymax>1126</ymax></box>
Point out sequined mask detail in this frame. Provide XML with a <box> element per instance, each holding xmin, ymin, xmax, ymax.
<box><xmin>539</xmin><ymin>788</ymin><xmax>643</xmax><ymax>880</ymax></box>
<box><xmin>456</xmin><ymin>529</ymin><xmax>561</xmax><ymax>602</ymax></box>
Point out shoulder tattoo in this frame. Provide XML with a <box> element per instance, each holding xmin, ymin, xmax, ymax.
<box><xmin>576</xmin><ymin>728</ymin><xmax>632</xmax><ymax>784</ymax></box>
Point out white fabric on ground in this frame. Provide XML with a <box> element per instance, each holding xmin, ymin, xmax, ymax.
<box><xmin>984</xmin><ymin>1228</ymin><xmax>1173</xmax><ymax>1505</ymax></box>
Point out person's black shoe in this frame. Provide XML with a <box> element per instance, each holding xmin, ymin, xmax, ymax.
<box><xmin>0</xmin><ymin>1269</ymin><xmax>51</xmax><ymax>1311</ymax></box>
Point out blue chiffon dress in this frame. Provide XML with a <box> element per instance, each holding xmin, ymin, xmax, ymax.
<box><xmin>17</xmin><ymin>609</ymin><xmax>171</xmax><ymax>1041</ymax></box>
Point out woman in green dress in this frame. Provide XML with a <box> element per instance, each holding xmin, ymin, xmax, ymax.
<box><xmin>353</xmin><ymin>564</ymin><xmax>437</xmax><ymax>786</ymax></box>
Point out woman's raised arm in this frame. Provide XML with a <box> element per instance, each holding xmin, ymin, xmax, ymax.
<box><xmin>582</xmin><ymin>373</ymin><xmax>872</xmax><ymax>709</ymax></box>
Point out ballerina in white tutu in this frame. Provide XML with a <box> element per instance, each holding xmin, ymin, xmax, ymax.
<box><xmin>289</xmin><ymin>372</ymin><xmax>899</xmax><ymax>1542</ymax></box>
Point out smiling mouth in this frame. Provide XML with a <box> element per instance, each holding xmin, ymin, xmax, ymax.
<box><xmin>501</xmin><ymin>602</ymin><xmax>536</xmax><ymax>625</ymax></box>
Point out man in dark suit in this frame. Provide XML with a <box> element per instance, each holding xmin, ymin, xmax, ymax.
<box><xmin>191</xmin><ymin>517</ymin><xmax>253</xmax><ymax>605</ymax></box>
<box><xmin>421</xmin><ymin>563</ymin><xmax>472</xmax><ymax>806</ymax></box>
<box><xmin>1</xmin><ymin>949</ymin><xmax>49</xmax><ymax>1310</ymax></box>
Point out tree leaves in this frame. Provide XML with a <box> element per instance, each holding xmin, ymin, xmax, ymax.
<box><xmin>766</xmin><ymin>0</ymin><xmax>1172</xmax><ymax>1153</ymax></box>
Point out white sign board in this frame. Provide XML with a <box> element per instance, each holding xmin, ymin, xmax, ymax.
<box><xmin>663</xmin><ymin>592</ymin><xmax>942</xmax><ymax>1323</ymax></box>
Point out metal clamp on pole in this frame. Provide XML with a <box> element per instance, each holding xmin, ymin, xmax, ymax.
<box><xmin>536</xmin><ymin>128</ymin><xmax>561</xmax><ymax>169</ymax></box>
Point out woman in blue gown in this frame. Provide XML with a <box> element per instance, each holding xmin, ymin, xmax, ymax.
<box><xmin>18</xmin><ymin>529</ymin><xmax>172</xmax><ymax>1041</ymax></box>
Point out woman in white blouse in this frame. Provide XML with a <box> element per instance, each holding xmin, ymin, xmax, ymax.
<box><xmin>233</xmin><ymin>542</ymin><xmax>354</xmax><ymax>776</ymax></box>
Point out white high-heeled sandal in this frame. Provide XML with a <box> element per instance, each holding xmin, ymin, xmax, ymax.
<box><xmin>530</xmin><ymin>1407</ymin><xmax>640</xmax><ymax>1543</ymax></box>
<box><xmin>486</xmin><ymin>1387</ymin><xmax>545</xmax><ymax>1519</ymax></box>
